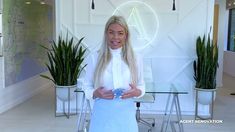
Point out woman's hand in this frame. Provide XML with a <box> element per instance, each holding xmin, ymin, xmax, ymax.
<box><xmin>93</xmin><ymin>87</ymin><xmax>114</xmax><ymax>99</ymax></box>
<box><xmin>121</xmin><ymin>84</ymin><xmax>142</xmax><ymax>99</ymax></box>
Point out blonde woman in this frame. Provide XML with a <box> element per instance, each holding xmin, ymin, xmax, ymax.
<box><xmin>84</xmin><ymin>15</ymin><xmax>145</xmax><ymax>132</ymax></box>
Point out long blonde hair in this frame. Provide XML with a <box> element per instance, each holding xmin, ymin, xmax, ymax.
<box><xmin>94</xmin><ymin>15</ymin><xmax>137</xmax><ymax>89</ymax></box>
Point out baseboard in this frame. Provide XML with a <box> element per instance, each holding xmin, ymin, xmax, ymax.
<box><xmin>0</xmin><ymin>74</ymin><xmax>53</xmax><ymax>114</ymax></box>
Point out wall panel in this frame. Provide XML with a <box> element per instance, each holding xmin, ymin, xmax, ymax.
<box><xmin>56</xmin><ymin>0</ymin><xmax>216</xmax><ymax>115</ymax></box>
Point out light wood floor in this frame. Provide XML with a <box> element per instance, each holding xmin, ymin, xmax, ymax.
<box><xmin>0</xmin><ymin>74</ymin><xmax>235</xmax><ymax>132</ymax></box>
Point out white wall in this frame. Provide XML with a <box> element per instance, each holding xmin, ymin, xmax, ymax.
<box><xmin>217</xmin><ymin>0</ymin><xmax>235</xmax><ymax>77</ymax></box>
<box><xmin>224</xmin><ymin>51</ymin><xmax>235</xmax><ymax>77</ymax></box>
<box><xmin>56</xmin><ymin>0</ymin><xmax>218</xmax><ymax>115</ymax></box>
<box><xmin>215</xmin><ymin>0</ymin><xmax>228</xmax><ymax>82</ymax></box>
<box><xmin>0</xmin><ymin>57</ymin><xmax>4</xmax><ymax>90</ymax></box>
<box><xmin>0</xmin><ymin>0</ymin><xmax>2</xmax><ymax>56</ymax></box>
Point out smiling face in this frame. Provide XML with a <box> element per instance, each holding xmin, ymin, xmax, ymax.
<box><xmin>107</xmin><ymin>23</ymin><xmax>127</xmax><ymax>49</ymax></box>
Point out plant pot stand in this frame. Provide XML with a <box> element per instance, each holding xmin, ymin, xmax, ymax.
<box><xmin>194</xmin><ymin>88</ymin><xmax>216</xmax><ymax>120</ymax></box>
<box><xmin>55</xmin><ymin>85</ymin><xmax>78</xmax><ymax>119</ymax></box>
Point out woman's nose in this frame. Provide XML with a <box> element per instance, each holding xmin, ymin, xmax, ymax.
<box><xmin>113</xmin><ymin>33</ymin><xmax>119</xmax><ymax>39</ymax></box>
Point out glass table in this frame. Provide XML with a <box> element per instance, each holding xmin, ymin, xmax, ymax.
<box><xmin>75</xmin><ymin>82</ymin><xmax>188</xmax><ymax>132</ymax></box>
<box><xmin>145</xmin><ymin>83</ymin><xmax>188</xmax><ymax>132</ymax></box>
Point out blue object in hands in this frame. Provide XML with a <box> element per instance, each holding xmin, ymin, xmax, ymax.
<box><xmin>112</xmin><ymin>88</ymin><xmax>125</xmax><ymax>99</ymax></box>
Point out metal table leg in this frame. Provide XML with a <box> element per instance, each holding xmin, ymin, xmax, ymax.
<box><xmin>77</xmin><ymin>92</ymin><xmax>85</xmax><ymax>131</ymax></box>
<box><xmin>175</xmin><ymin>94</ymin><xmax>184</xmax><ymax>132</ymax></box>
<box><xmin>161</xmin><ymin>94</ymin><xmax>184</xmax><ymax>132</ymax></box>
<box><xmin>161</xmin><ymin>94</ymin><xmax>174</xmax><ymax>132</ymax></box>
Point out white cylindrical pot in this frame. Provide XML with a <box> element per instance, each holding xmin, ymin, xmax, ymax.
<box><xmin>56</xmin><ymin>85</ymin><xmax>77</xmax><ymax>101</ymax></box>
<box><xmin>195</xmin><ymin>88</ymin><xmax>217</xmax><ymax>105</ymax></box>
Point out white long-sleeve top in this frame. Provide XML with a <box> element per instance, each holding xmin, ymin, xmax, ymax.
<box><xmin>83</xmin><ymin>48</ymin><xmax>145</xmax><ymax>100</ymax></box>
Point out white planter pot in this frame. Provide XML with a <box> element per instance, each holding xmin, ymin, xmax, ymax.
<box><xmin>56</xmin><ymin>85</ymin><xmax>77</xmax><ymax>101</ymax></box>
<box><xmin>195</xmin><ymin>88</ymin><xmax>217</xmax><ymax>105</ymax></box>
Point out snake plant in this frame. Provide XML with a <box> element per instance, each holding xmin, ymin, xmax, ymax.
<box><xmin>193</xmin><ymin>33</ymin><xmax>219</xmax><ymax>89</ymax></box>
<box><xmin>40</xmin><ymin>34</ymin><xmax>87</xmax><ymax>86</ymax></box>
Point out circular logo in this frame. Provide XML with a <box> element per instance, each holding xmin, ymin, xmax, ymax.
<box><xmin>113</xmin><ymin>1</ymin><xmax>159</xmax><ymax>51</ymax></box>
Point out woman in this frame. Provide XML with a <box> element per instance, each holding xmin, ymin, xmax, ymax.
<box><xmin>84</xmin><ymin>15</ymin><xmax>145</xmax><ymax>132</ymax></box>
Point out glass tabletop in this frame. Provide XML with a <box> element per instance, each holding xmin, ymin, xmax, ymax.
<box><xmin>145</xmin><ymin>83</ymin><xmax>188</xmax><ymax>94</ymax></box>
<box><xmin>74</xmin><ymin>83</ymin><xmax>188</xmax><ymax>94</ymax></box>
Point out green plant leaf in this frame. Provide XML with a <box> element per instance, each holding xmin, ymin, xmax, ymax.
<box><xmin>40</xmin><ymin>33</ymin><xmax>87</xmax><ymax>86</ymax></box>
<box><xmin>193</xmin><ymin>33</ymin><xmax>218</xmax><ymax>89</ymax></box>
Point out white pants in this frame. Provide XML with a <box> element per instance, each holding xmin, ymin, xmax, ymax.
<box><xmin>89</xmin><ymin>98</ymin><xmax>138</xmax><ymax>132</ymax></box>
